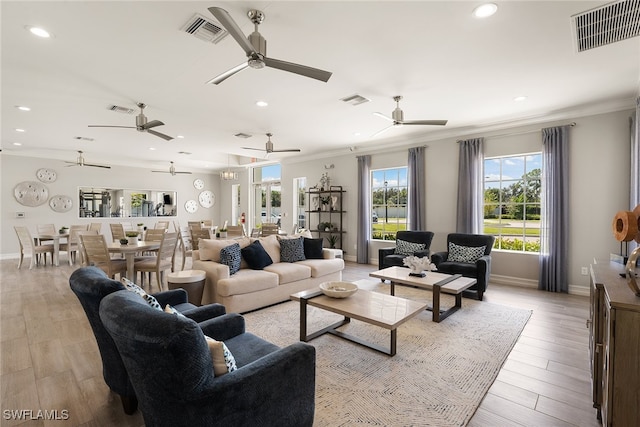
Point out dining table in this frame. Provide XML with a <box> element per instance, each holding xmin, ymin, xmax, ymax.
<box><xmin>107</xmin><ymin>240</ymin><xmax>161</xmax><ymax>281</ymax></box>
<box><xmin>35</xmin><ymin>232</ymin><xmax>69</xmax><ymax>266</ymax></box>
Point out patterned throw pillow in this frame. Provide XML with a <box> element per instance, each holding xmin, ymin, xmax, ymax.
<box><xmin>163</xmin><ymin>304</ymin><xmax>187</xmax><ymax>318</ymax></box>
<box><xmin>204</xmin><ymin>335</ymin><xmax>238</xmax><ymax>376</ymax></box>
<box><xmin>280</xmin><ymin>236</ymin><xmax>306</xmax><ymax>263</ymax></box>
<box><xmin>447</xmin><ymin>242</ymin><xmax>486</xmax><ymax>263</ymax></box>
<box><xmin>121</xmin><ymin>277</ymin><xmax>162</xmax><ymax>311</ymax></box>
<box><xmin>220</xmin><ymin>243</ymin><xmax>241</xmax><ymax>275</ymax></box>
<box><xmin>394</xmin><ymin>239</ymin><xmax>427</xmax><ymax>256</ymax></box>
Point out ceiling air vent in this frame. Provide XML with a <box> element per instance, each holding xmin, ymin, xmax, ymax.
<box><xmin>182</xmin><ymin>13</ymin><xmax>228</xmax><ymax>44</ymax></box>
<box><xmin>340</xmin><ymin>94</ymin><xmax>371</xmax><ymax>106</ymax></box>
<box><xmin>108</xmin><ymin>105</ymin><xmax>135</xmax><ymax>114</ymax></box>
<box><xmin>234</xmin><ymin>133</ymin><xmax>252</xmax><ymax>139</ymax></box>
<box><xmin>571</xmin><ymin>0</ymin><xmax>640</xmax><ymax>52</ymax></box>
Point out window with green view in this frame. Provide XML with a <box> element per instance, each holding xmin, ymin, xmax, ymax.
<box><xmin>371</xmin><ymin>167</ymin><xmax>408</xmax><ymax>240</ymax></box>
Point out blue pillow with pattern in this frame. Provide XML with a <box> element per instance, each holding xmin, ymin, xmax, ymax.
<box><xmin>220</xmin><ymin>243</ymin><xmax>241</xmax><ymax>275</ymax></box>
<box><xmin>280</xmin><ymin>237</ymin><xmax>306</xmax><ymax>262</ymax></box>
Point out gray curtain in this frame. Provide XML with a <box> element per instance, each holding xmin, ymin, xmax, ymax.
<box><xmin>356</xmin><ymin>155</ymin><xmax>371</xmax><ymax>263</ymax></box>
<box><xmin>408</xmin><ymin>146</ymin><xmax>426</xmax><ymax>230</ymax></box>
<box><xmin>539</xmin><ymin>125</ymin><xmax>570</xmax><ymax>292</ymax></box>
<box><xmin>630</xmin><ymin>97</ymin><xmax>640</xmax><ymax>251</ymax></box>
<box><xmin>456</xmin><ymin>138</ymin><xmax>484</xmax><ymax>234</ymax></box>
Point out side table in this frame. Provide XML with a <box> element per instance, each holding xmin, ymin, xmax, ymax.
<box><xmin>167</xmin><ymin>270</ymin><xmax>206</xmax><ymax>306</ymax></box>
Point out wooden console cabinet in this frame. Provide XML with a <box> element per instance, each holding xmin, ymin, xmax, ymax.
<box><xmin>589</xmin><ymin>260</ymin><xmax>640</xmax><ymax>425</ymax></box>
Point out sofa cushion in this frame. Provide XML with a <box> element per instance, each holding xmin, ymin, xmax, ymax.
<box><xmin>256</xmin><ymin>235</ymin><xmax>281</xmax><ymax>263</ymax></box>
<box><xmin>204</xmin><ymin>335</ymin><xmax>238</xmax><ymax>376</ymax></box>
<box><xmin>296</xmin><ymin>258</ymin><xmax>345</xmax><ymax>278</ymax></box>
<box><xmin>220</xmin><ymin>243</ymin><xmax>241</xmax><ymax>275</ymax></box>
<box><xmin>280</xmin><ymin>236</ymin><xmax>306</xmax><ymax>263</ymax></box>
<box><xmin>199</xmin><ymin>239</ymin><xmax>236</xmax><ymax>262</ymax></box>
<box><xmin>303</xmin><ymin>238</ymin><xmax>324</xmax><ymax>259</ymax></box>
<box><xmin>447</xmin><ymin>242</ymin><xmax>486</xmax><ymax>263</ymax></box>
<box><xmin>394</xmin><ymin>239</ymin><xmax>426</xmax><ymax>255</ymax></box>
<box><xmin>241</xmin><ymin>240</ymin><xmax>273</xmax><ymax>270</ymax></box>
<box><xmin>264</xmin><ymin>262</ymin><xmax>311</xmax><ymax>284</ymax></box>
<box><xmin>217</xmin><ymin>270</ymin><xmax>279</xmax><ymax>297</ymax></box>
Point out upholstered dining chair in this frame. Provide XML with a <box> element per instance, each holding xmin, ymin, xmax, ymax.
<box><xmin>14</xmin><ymin>226</ymin><xmax>54</xmax><ymax>269</ymax></box>
<box><xmin>378</xmin><ymin>230</ymin><xmax>435</xmax><ymax>272</ymax></box>
<box><xmin>134</xmin><ymin>232</ymin><xmax>179</xmax><ymax>291</ymax></box>
<box><xmin>431</xmin><ymin>233</ymin><xmax>496</xmax><ymax>301</ymax></box>
<box><xmin>81</xmin><ymin>234</ymin><xmax>127</xmax><ymax>279</ymax></box>
<box><xmin>69</xmin><ymin>266</ymin><xmax>228</xmax><ymax>415</ymax></box>
<box><xmin>99</xmin><ymin>288</ymin><xmax>316</xmax><ymax>426</ymax></box>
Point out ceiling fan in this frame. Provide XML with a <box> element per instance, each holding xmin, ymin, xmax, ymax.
<box><xmin>373</xmin><ymin>96</ymin><xmax>448</xmax><ymax>137</ymax></box>
<box><xmin>205</xmin><ymin>7</ymin><xmax>332</xmax><ymax>85</ymax></box>
<box><xmin>88</xmin><ymin>103</ymin><xmax>174</xmax><ymax>141</ymax></box>
<box><xmin>151</xmin><ymin>161</ymin><xmax>192</xmax><ymax>176</ymax></box>
<box><xmin>65</xmin><ymin>150</ymin><xmax>111</xmax><ymax>169</ymax></box>
<box><xmin>242</xmin><ymin>133</ymin><xmax>301</xmax><ymax>154</ymax></box>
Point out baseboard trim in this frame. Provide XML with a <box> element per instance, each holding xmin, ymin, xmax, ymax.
<box><xmin>491</xmin><ymin>274</ymin><xmax>538</xmax><ymax>288</ymax></box>
<box><xmin>0</xmin><ymin>253</ymin><xmax>20</xmax><ymax>261</ymax></box>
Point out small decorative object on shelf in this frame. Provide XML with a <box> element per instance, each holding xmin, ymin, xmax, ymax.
<box><xmin>403</xmin><ymin>256</ymin><xmax>435</xmax><ymax>277</ymax></box>
<box><xmin>326</xmin><ymin>234</ymin><xmax>340</xmax><ymax>249</ymax></box>
<box><xmin>306</xmin><ymin>185</ymin><xmax>345</xmax><ymax>251</ymax></box>
<box><xmin>626</xmin><ymin>246</ymin><xmax>640</xmax><ymax>296</ymax></box>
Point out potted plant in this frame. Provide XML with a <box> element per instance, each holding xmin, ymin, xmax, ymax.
<box><xmin>59</xmin><ymin>226</ymin><xmax>69</xmax><ymax>234</ymax></box>
<box><xmin>320</xmin><ymin>196</ymin><xmax>331</xmax><ymax>211</ymax></box>
<box><xmin>326</xmin><ymin>234</ymin><xmax>340</xmax><ymax>249</ymax></box>
<box><xmin>119</xmin><ymin>238</ymin><xmax>129</xmax><ymax>246</ymax></box>
<box><xmin>219</xmin><ymin>227</ymin><xmax>228</xmax><ymax>238</ymax></box>
<box><xmin>125</xmin><ymin>231</ymin><xmax>139</xmax><ymax>245</ymax></box>
<box><xmin>137</xmin><ymin>223</ymin><xmax>145</xmax><ymax>233</ymax></box>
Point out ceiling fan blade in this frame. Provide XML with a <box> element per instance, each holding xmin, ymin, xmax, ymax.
<box><xmin>152</xmin><ymin>170</ymin><xmax>170</xmax><ymax>173</ymax></box>
<box><xmin>208</xmin><ymin>7</ymin><xmax>255</xmax><ymax>55</ymax></box>
<box><xmin>173</xmin><ymin>171</ymin><xmax>192</xmax><ymax>175</ymax></box>
<box><xmin>241</xmin><ymin>147</ymin><xmax>266</xmax><ymax>151</ymax></box>
<box><xmin>401</xmin><ymin>120</ymin><xmax>448</xmax><ymax>126</ymax></box>
<box><xmin>271</xmin><ymin>148</ymin><xmax>301</xmax><ymax>153</ymax></box>
<box><xmin>263</xmin><ymin>57</ymin><xmax>332</xmax><ymax>82</ymax></box>
<box><xmin>84</xmin><ymin>163</ymin><xmax>111</xmax><ymax>169</ymax></box>
<box><xmin>88</xmin><ymin>125</ymin><xmax>135</xmax><ymax>129</ymax></box>
<box><xmin>142</xmin><ymin>120</ymin><xmax>164</xmax><ymax>130</ymax></box>
<box><xmin>373</xmin><ymin>112</ymin><xmax>394</xmax><ymax>123</ymax></box>
<box><xmin>372</xmin><ymin>124</ymin><xmax>394</xmax><ymax>137</ymax></box>
<box><xmin>206</xmin><ymin>62</ymin><xmax>249</xmax><ymax>85</ymax></box>
<box><xmin>147</xmin><ymin>129</ymin><xmax>174</xmax><ymax>141</ymax></box>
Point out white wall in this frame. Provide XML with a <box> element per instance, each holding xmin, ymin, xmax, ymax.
<box><xmin>2</xmin><ymin>109</ymin><xmax>633</xmax><ymax>295</ymax></box>
<box><xmin>1</xmin><ymin>156</ymin><xmax>219</xmax><ymax>256</ymax></box>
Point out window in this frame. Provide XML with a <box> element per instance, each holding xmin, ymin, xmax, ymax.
<box><xmin>252</xmin><ymin>164</ymin><xmax>281</xmax><ymax>227</ymax></box>
<box><xmin>371</xmin><ymin>167</ymin><xmax>408</xmax><ymax>240</ymax></box>
<box><xmin>484</xmin><ymin>153</ymin><xmax>542</xmax><ymax>252</ymax></box>
<box><xmin>293</xmin><ymin>177</ymin><xmax>306</xmax><ymax>229</ymax></box>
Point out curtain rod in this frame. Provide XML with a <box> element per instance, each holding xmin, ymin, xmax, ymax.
<box><xmin>457</xmin><ymin>122</ymin><xmax>576</xmax><ymax>143</ymax></box>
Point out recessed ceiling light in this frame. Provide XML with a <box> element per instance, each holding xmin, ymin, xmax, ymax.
<box><xmin>26</xmin><ymin>26</ymin><xmax>51</xmax><ymax>38</ymax></box>
<box><xmin>256</xmin><ymin>100</ymin><xmax>268</xmax><ymax>107</ymax></box>
<box><xmin>149</xmin><ymin>147</ymin><xmax>156</xmax><ymax>151</ymax></box>
<box><xmin>176</xmin><ymin>135</ymin><xmax>185</xmax><ymax>139</ymax></box>
<box><xmin>514</xmin><ymin>96</ymin><xmax>528</xmax><ymax>102</ymax></box>
<box><xmin>15</xmin><ymin>128</ymin><xmax>25</xmax><ymax>132</ymax></box>
<box><xmin>13</xmin><ymin>142</ymin><xmax>22</xmax><ymax>146</ymax></box>
<box><xmin>354</xmin><ymin>132</ymin><xmax>361</xmax><ymax>136</ymax></box>
<box><xmin>15</xmin><ymin>105</ymin><xmax>31</xmax><ymax>111</ymax></box>
<box><xmin>473</xmin><ymin>3</ymin><xmax>498</xmax><ymax>18</ymax></box>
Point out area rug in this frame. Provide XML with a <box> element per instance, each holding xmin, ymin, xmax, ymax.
<box><xmin>243</xmin><ymin>280</ymin><xmax>531</xmax><ymax>426</ymax></box>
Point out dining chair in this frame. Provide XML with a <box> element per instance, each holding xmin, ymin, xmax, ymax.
<box><xmin>36</xmin><ymin>223</ymin><xmax>57</xmax><ymax>245</ymax></box>
<box><xmin>134</xmin><ymin>232</ymin><xmax>179</xmax><ymax>291</ymax></box>
<box><xmin>188</xmin><ymin>221</ymin><xmax>202</xmax><ymax>231</ymax></box>
<box><xmin>109</xmin><ymin>223</ymin><xmax>126</xmax><ymax>242</ymax></box>
<box><xmin>81</xmin><ymin>234</ymin><xmax>127</xmax><ymax>279</ymax></box>
<box><xmin>140</xmin><ymin>228</ymin><xmax>165</xmax><ymax>257</ymax></box>
<box><xmin>202</xmin><ymin>219</ymin><xmax>213</xmax><ymax>227</ymax></box>
<box><xmin>226</xmin><ymin>225</ymin><xmax>245</xmax><ymax>237</ymax></box>
<box><xmin>178</xmin><ymin>226</ymin><xmax>193</xmax><ymax>271</ymax></box>
<box><xmin>76</xmin><ymin>230</ymin><xmax>99</xmax><ymax>266</ymax></box>
<box><xmin>89</xmin><ymin>222</ymin><xmax>102</xmax><ymax>233</ymax></box>
<box><xmin>250</xmin><ymin>228</ymin><xmax>261</xmax><ymax>238</ymax></box>
<box><xmin>60</xmin><ymin>224</ymin><xmax>89</xmax><ymax>265</ymax></box>
<box><xmin>121</xmin><ymin>222</ymin><xmax>134</xmax><ymax>232</ymax></box>
<box><xmin>155</xmin><ymin>221</ymin><xmax>170</xmax><ymax>230</ymax></box>
<box><xmin>190</xmin><ymin>228</ymin><xmax>211</xmax><ymax>251</ymax></box>
<box><xmin>260</xmin><ymin>223</ymin><xmax>279</xmax><ymax>236</ymax></box>
<box><xmin>14</xmin><ymin>226</ymin><xmax>55</xmax><ymax>269</ymax></box>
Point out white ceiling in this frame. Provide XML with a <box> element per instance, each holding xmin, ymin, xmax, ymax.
<box><xmin>2</xmin><ymin>1</ymin><xmax>638</xmax><ymax>173</ymax></box>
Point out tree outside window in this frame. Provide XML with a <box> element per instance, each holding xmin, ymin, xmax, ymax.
<box><xmin>484</xmin><ymin>154</ymin><xmax>542</xmax><ymax>252</ymax></box>
<box><xmin>371</xmin><ymin>167</ymin><xmax>408</xmax><ymax>240</ymax></box>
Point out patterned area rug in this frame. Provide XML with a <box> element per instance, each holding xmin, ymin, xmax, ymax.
<box><xmin>243</xmin><ymin>280</ymin><xmax>531</xmax><ymax>427</ymax></box>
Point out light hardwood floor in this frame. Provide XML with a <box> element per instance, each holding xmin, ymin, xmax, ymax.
<box><xmin>1</xmin><ymin>257</ymin><xmax>600</xmax><ymax>426</ymax></box>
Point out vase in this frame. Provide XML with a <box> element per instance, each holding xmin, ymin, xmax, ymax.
<box><xmin>220</xmin><ymin>231</ymin><xmax>227</xmax><ymax>238</ymax></box>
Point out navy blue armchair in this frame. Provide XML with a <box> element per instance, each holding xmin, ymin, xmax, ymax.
<box><xmin>69</xmin><ymin>266</ymin><xmax>227</xmax><ymax>414</ymax></box>
<box><xmin>100</xmin><ymin>290</ymin><xmax>316</xmax><ymax>427</ymax></box>
<box><xmin>378</xmin><ymin>231</ymin><xmax>435</xmax><ymax>272</ymax></box>
<box><xmin>431</xmin><ymin>233</ymin><xmax>495</xmax><ymax>301</ymax></box>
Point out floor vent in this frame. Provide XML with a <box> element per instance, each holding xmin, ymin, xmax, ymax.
<box><xmin>572</xmin><ymin>0</ymin><xmax>640</xmax><ymax>52</ymax></box>
<box><xmin>182</xmin><ymin>13</ymin><xmax>228</xmax><ymax>44</ymax></box>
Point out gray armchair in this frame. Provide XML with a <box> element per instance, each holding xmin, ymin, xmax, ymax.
<box><xmin>378</xmin><ymin>231</ymin><xmax>435</xmax><ymax>272</ymax></box>
<box><xmin>100</xmin><ymin>290</ymin><xmax>316</xmax><ymax>427</ymax></box>
<box><xmin>69</xmin><ymin>266</ymin><xmax>227</xmax><ymax>414</ymax></box>
<box><xmin>431</xmin><ymin>233</ymin><xmax>495</xmax><ymax>301</ymax></box>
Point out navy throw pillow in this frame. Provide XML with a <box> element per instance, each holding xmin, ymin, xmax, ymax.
<box><xmin>241</xmin><ymin>240</ymin><xmax>273</xmax><ymax>270</ymax></box>
<box><xmin>220</xmin><ymin>243</ymin><xmax>241</xmax><ymax>275</ymax></box>
<box><xmin>303</xmin><ymin>238</ymin><xmax>324</xmax><ymax>259</ymax></box>
<box><xmin>280</xmin><ymin>237</ymin><xmax>306</xmax><ymax>263</ymax></box>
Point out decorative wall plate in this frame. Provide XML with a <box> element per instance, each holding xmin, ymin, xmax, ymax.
<box><xmin>14</xmin><ymin>181</ymin><xmax>49</xmax><ymax>207</ymax></box>
<box><xmin>185</xmin><ymin>199</ymin><xmax>198</xmax><ymax>213</ymax></box>
<box><xmin>193</xmin><ymin>178</ymin><xmax>205</xmax><ymax>190</ymax></box>
<box><xmin>36</xmin><ymin>168</ymin><xmax>57</xmax><ymax>182</ymax></box>
<box><xmin>49</xmin><ymin>195</ymin><xmax>73</xmax><ymax>213</ymax></box>
<box><xmin>198</xmin><ymin>190</ymin><xmax>215</xmax><ymax>208</ymax></box>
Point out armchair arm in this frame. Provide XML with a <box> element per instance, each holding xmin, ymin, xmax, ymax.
<box><xmin>152</xmin><ymin>289</ymin><xmax>188</xmax><ymax>307</ymax></box>
<box><xmin>475</xmin><ymin>255</ymin><xmax>492</xmax><ymax>291</ymax></box>
<box><xmin>414</xmin><ymin>249</ymin><xmax>431</xmax><ymax>259</ymax></box>
<box><xmin>378</xmin><ymin>247</ymin><xmax>396</xmax><ymax>269</ymax></box>
<box><xmin>431</xmin><ymin>251</ymin><xmax>448</xmax><ymax>266</ymax></box>
<box><xmin>181</xmin><ymin>303</ymin><xmax>226</xmax><ymax>324</ymax></box>
<box><xmin>199</xmin><ymin>313</ymin><xmax>246</xmax><ymax>341</ymax></box>
<box><xmin>189</xmin><ymin>342</ymin><xmax>316</xmax><ymax>427</ymax></box>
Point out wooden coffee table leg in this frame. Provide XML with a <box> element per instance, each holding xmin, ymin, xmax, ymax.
<box><xmin>432</xmin><ymin>284</ymin><xmax>441</xmax><ymax>322</ymax></box>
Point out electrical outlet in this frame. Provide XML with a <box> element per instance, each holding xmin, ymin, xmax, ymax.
<box><xmin>581</xmin><ymin>267</ymin><xmax>588</xmax><ymax>276</ymax></box>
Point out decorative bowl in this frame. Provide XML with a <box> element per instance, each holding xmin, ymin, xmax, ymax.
<box><xmin>319</xmin><ymin>281</ymin><xmax>358</xmax><ymax>298</ymax></box>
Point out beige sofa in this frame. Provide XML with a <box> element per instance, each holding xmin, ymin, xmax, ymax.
<box><xmin>192</xmin><ymin>235</ymin><xmax>345</xmax><ymax>313</ymax></box>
